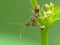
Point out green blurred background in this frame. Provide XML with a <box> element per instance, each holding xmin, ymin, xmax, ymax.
<box><xmin>0</xmin><ymin>0</ymin><xmax>60</xmax><ymax>45</ymax></box>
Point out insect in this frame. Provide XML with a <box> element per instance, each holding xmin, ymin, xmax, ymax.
<box><xmin>3</xmin><ymin>5</ymin><xmax>45</xmax><ymax>39</ymax></box>
<box><xmin>25</xmin><ymin>5</ymin><xmax>45</xmax><ymax>30</ymax></box>
<box><xmin>18</xmin><ymin>5</ymin><xmax>45</xmax><ymax>39</ymax></box>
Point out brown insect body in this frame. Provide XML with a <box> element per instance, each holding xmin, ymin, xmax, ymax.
<box><xmin>25</xmin><ymin>5</ymin><xmax>45</xmax><ymax>30</ymax></box>
<box><xmin>25</xmin><ymin>5</ymin><xmax>40</xmax><ymax>26</ymax></box>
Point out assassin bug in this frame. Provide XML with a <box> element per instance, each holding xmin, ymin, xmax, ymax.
<box><xmin>19</xmin><ymin>5</ymin><xmax>45</xmax><ymax>39</ymax></box>
<box><xmin>25</xmin><ymin>5</ymin><xmax>45</xmax><ymax>30</ymax></box>
<box><xmin>25</xmin><ymin>5</ymin><xmax>40</xmax><ymax>26</ymax></box>
<box><xmin>3</xmin><ymin>5</ymin><xmax>45</xmax><ymax>39</ymax></box>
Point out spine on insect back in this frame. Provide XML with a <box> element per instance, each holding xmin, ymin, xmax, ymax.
<box><xmin>40</xmin><ymin>29</ymin><xmax>48</xmax><ymax>45</ymax></box>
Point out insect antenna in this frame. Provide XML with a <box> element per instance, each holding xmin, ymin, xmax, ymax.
<box><xmin>19</xmin><ymin>24</ymin><xmax>27</xmax><ymax>40</ymax></box>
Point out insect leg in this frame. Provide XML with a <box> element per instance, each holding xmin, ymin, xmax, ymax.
<box><xmin>36</xmin><ymin>22</ymin><xmax>45</xmax><ymax>30</ymax></box>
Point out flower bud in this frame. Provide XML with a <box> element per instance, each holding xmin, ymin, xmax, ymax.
<box><xmin>47</xmin><ymin>10</ymin><xmax>52</xmax><ymax>14</ymax></box>
<box><xmin>44</xmin><ymin>10</ymin><xmax>52</xmax><ymax>18</ymax></box>
<box><xmin>49</xmin><ymin>2</ymin><xmax>54</xmax><ymax>9</ymax></box>
<box><xmin>45</xmin><ymin>4</ymin><xmax>49</xmax><ymax>9</ymax></box>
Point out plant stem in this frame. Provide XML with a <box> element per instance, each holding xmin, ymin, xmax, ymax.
<box><xmin>30</xmin><ymin>0</ymin><xmax>38</xmax><ymax>8</ymax></box>
<box><xmin>40</xmin><ymin>29</ymin><xmax>48</xmax><ymax>45</ymax></box>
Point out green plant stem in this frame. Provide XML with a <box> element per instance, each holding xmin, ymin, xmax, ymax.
<box><xmin>40</xmin><ymin>29</ymin><xmax>48</xmax><ymax>45</ymax></box>
<box><xmin>30</xmin><ymin>0</ymin><xmax>38</xmax><ymax>8</ymax></box>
